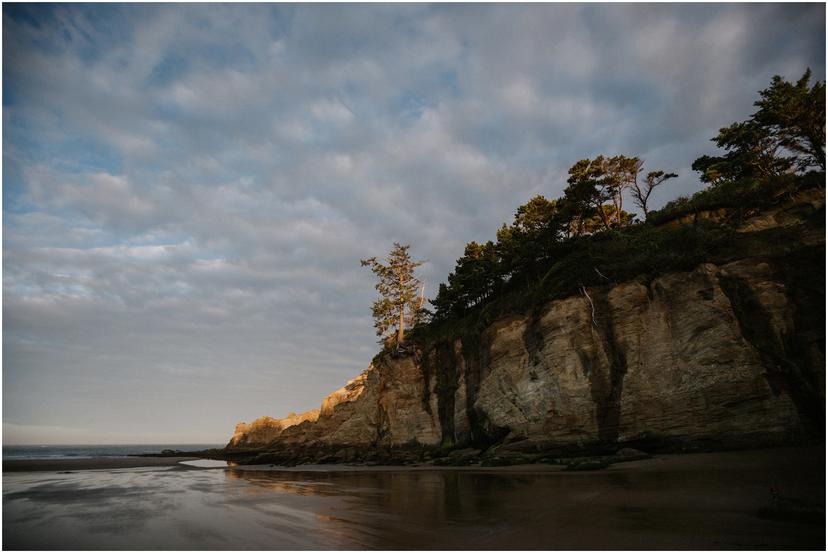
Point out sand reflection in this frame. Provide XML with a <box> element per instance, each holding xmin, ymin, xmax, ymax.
<box><xmin>224</xmin><ymin>469</ymin><xmax>611</xmax><ymax>549</ymax></box>
<box><xmin>222</xmin><ymin>459</ymin><xmax>824</xmax><ymax>550</ymax></box>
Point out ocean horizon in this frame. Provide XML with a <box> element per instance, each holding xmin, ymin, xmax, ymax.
<box><xmin>2</xmin><ymin>444</ymin><xmax>223</xmax><ymax>460</ymax></box>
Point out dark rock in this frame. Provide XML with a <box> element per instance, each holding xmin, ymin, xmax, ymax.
<box><xmin>565</xmin><ymin>459</ymin><xmax>610</xmax><ymax>471</ymax></box>
<box><xmin>480</xmin><ymin>457</ymin><xmax>511</xmax><ymax>467</ymax></box>
<box><xmin>449</xmin><ymin>447</ymin><xmax>480</xmax><ymax>458</ymax></box>
<box><xmin>614</xmin><ymin>448</ymin><xmax>650</xmax><ymax>462</ymax></box>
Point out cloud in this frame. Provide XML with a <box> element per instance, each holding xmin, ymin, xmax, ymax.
<box><xmin>3</xmin><ymin>3</ymin><xmax>825</xmax><ymax>443</ymax></box>
<box><xmin>25</xmin><ymin>167</ymin><xmax>158</xmax><ymax>227</ymax></box>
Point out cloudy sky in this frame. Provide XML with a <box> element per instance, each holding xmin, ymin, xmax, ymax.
<box><xmin>3</xmin><ymin>3</ymin><xmax>824</xmax><ymax>445</ymax></box>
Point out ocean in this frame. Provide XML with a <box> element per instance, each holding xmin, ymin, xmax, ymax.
<box><xmin>2</xmin><ymin>444</ymin><xmax>222</xmax><ymax>460</ymax></box>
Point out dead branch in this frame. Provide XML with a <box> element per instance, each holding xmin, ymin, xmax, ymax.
<box><xmin>594</xmin><ymin>267</ymin><xmax>609</xmax><ymax>281</ymax></box>
<box><xmin>580</xmin><ymin>285</ymin><xmax>598</xmax><ymax>328</ymax></box>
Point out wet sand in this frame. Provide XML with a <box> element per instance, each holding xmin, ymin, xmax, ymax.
<box><xmin>3</xmin><ymin>447</ymin><xmax>824</xmax><ymax>550</ymax></box>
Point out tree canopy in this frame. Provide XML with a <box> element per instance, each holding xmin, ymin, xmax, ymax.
<box><xmin>428</xmin><ymin>155</ymin><xmax>676</xmax><ymax>321</ymax></box>
<box><xmin>373</xmin><ymin>69</ymin><xmax>824</xmax><ymax>343</ymax></box>
<box><xmin>693</xmin><ymin>69</ymin><xmax>825</xmax><ymax>184</ymax></box>
<box><xmin>361</xmin><ymin>243</ymin><xmax>424</xmax><ymax>348</ymax></box>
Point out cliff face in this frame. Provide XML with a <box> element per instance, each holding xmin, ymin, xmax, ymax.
<box><xmin>228</xmin><ymin>358</ymin><xmax>442</xmax><ymax>451</ymax></box>
<box><xmin>227</xmin><ymin>194</ymin><xmax>824</xmax><ymax>456</ymax></box>
<box><xmin>227</xmin><ymin>410</ymin><xmax>320</xmax><ymax>448</ymax></box>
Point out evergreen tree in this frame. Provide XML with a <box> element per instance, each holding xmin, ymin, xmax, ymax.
<box><xmin>754</xmin><ymin>68</ymin><xmax>825</xmax><ymax>171</ymax></box>
<box><xmin>562</xmin><ymin>155</ymin><xmax>674</xmax><ymax>229</ymax></box>
<box><xmin>562</xmin><ymin>158</ymin><xmax>610</xmax><ymax>234</ymax></box>
<box><xmin>497</xmin><ymin>195</ymin><xmax>562</xmax><ymax>276</ymax></box>
<box><xmin>446</xmin><ymin>241</ymin><xmax>500</xmax><ymax>310</ymax></box>
<box><xmin>361</xmin><ymin>243</ymin><xmax>424</xmax><ymax>348</ymax></box>
<box><xmin>693</xmin><ymin>69</ymin><xmax>825</xmax><ymax>183</ymax></box>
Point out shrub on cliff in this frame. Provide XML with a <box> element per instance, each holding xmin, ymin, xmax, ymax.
<box><xmin>647</xmin><ymin>170</ymin><xmax>824</xmax><ymax>226</ymax></box>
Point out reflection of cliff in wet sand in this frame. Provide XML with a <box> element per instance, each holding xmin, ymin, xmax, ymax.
<box><xmin>3</xmin><ymin>447</ymin><xmax>823</xmax><ymax>550</ymax></box>
<box><xmin>224</xmin><ymin>447</ymin><xmax>825</xmax><ymax>550</ymax></box>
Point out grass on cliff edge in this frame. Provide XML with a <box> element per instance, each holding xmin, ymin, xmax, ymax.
<box><xmin>411</xmin><ymin>172</ymin><xmax>825</xmax><ymax>347</ymax></box>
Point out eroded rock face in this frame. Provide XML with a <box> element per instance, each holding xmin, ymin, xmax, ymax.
<box><xmin>737</xmin><ymin>188</ymin><xmax>825</xmax><ymax>233</ymax></box>
<box><xmin>227</xmin><ymin>410</ymin><xmax>320</xmax><ymax>448</ymax></box>
<box><xmin>528</xmin><ymin>296</ymin><xmax>609</xmax><ymax>445</ymax></box>
<box><xmin>228</xmin><ymin>256</ymin><xmax>821</xmax><ymax>453</ymax></box>
<box><xmin>463</xmin><ymin>259</ymin><xmax>813</xmax><ymax>450</ymax></box>
<box><xmin>451</xmin><ymin>340</ymin><xmax>471</xmax><ymax>442</ymax></box>
<box><xmin>227</xmin><ymin>358</ymin><xmax>441</xmax><ymax>450</ymax></box>
<box><xmin>611</xmin><ymin>263</ymin><xmax>802</xmax><ymax>444</ymax></box>
<box><xmin>377</xmin><ymin>355</ymin><xmax>442</xmax><ymax>445</ymax></box>
<box><xmin>472</xmin><ymin>305</ymin><xmax>610</xmax><ymax>446</ymax></box>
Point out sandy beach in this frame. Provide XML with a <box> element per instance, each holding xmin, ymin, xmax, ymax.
<box><xmin>3</xmin><ymin>446</ymin><xmax>824</xmax><ymax>550</ymax></box>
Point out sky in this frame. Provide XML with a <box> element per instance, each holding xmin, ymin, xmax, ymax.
<box><xmin>3</xmin><ymin>3</ymin><xmax>825</xmax><ymax>445</ymax></box>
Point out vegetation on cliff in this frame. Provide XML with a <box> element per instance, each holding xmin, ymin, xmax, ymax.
<box><xmin>406</xmin><ymin>70</ymin><xmax>824</xmax><ymax>348</ymax></box>
<box><xmin>391</xmin><ymin>71</ymin><xmax>825</xmax><ymax>452</ymax></box>
<box><xmin>227</xmin><ymin>71</ymin><xmax>824</xmax><ymax>463</ymax></box>
<box><xmin>361</xmin><ymin>242</ymin><xmax>426</xmax><ymax>348</ymax></box>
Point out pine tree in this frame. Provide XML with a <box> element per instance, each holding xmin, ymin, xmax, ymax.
<box><xmin>361</xmin><ymin>243</ymin><xmax>424</xmax><ymax>348</ymax></box>
<box><xmin>692</xmin><ymin>69</ymin><xmax>825</xmax><ymax>183</ymax></box>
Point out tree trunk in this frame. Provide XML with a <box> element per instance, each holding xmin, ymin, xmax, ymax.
<box><xmin>617</xmin><ymin>189</ymin><xmax>624</xmax><ymax>225</ymax></box>
<box><xmin>597</xmin><ymin>204</ymin><xmax>611</xmax><ymax>230</ymax></box>
<box><xmin>398</xmin><ymin>303</ymin><xmax>405</xmax><ymax>344</ymax></box>
<box><xmin>398</xmin><ymin>271</ymin><xmax>406</xmax><ymax>345</ymax></box>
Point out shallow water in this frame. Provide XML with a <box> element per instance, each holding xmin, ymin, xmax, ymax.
<box><xmin>3</xmin><ymin>456</ymin><xmax>824</xmax><ymax>550</ymax></box>
<box><xmin>178</xmin><ymin>459</ymin><xmax>231</xmax><ymax>468</ymax></box>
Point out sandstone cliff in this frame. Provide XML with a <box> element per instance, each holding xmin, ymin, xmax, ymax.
<box><xmin>227</xmin><ymin>192</ymin><xmax>824</xmax><ymax>459</ymax></box>
<box><xmin>227</xmin><ymin>410</ymin><xmax>320</xmax><ymax>448</ymax></box>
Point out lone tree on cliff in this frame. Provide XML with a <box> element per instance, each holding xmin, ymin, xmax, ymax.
<box><xmin>361</xmin><ymin>243</ymin><xmax>424</xmax><ymax>348</ymax></box>
<box><xmin>692</xmin><ymin>69</ymin><xmax>825</xmax><ymax>184</ymax></box>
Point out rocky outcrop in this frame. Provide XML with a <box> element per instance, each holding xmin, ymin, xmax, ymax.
<box><xmin>227</xmin><ymin>410</ymin><xmax>319</xmax><ymax>448</ymax></box>
<box><xmin>446</xmin><ymin>256</ymin><xmax>818</xmax><ymax>451</ymax></box>
<box><xmin>226</xmin><ymin>194</ymin><xmax>824</xmax><ymax>458</ymax></box>
<box><xmin>228</xmin><ymin>358</ymin><xmax>441</xmax><ymax>452</ymax></box>
<box><xmin>658</xmin><ymin>187</ymin><xmax>825</xmax><ymax>230</ymax></box>
<box><xmin>611</xmin><ymin>263</ymin><xmax>803</xmax><ymax>445</ymax></box>
<box><xmin>736</xmin><ymin>188</ymin><xmax>825</xmax><ymax>233</ymax></box>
